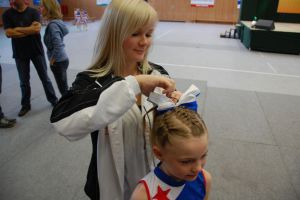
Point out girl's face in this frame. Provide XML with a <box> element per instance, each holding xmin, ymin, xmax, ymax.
<box><xmin>122</xmin><ymin>24</ymin><xmax>155</xmax><ymax>67</ymax></box>
<box><xmin>40</xmin><ymin>3</ymin><xmax>48</xmax><ymax>18</ymax></box>
<box><xmin>156</xmin><ymin>134</ymin><xmax>208</xmax><ymax>182</ymax></box>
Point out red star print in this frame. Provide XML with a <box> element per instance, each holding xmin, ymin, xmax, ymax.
<box><xmin>153</xmin><ymin>185</ymin><xmax>171</xmax><ymax>200</ymax></box>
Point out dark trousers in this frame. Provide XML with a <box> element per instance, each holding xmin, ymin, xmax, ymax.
<box><xmin>50</xmin><ymin>59</ymin><xmax>69</xmax><ymax>96</ymax></box>
<box><xmin>84</xmin><ymin>131</ymin><xmax>100</xmax><ymax>200</ymax></box>
<box><xmin>0</xmin><ymin>64</ymin><xmax>3</xmax><ymax>118</ymax></box>
<box><xmin>0</xmin><ymin>105</ymin><xmax>3</xmax><ymax>119</ymax></box>
<box><xmin>15</xmin><ymin>55</ymin><xmax>57</xmax><ymax>107</ymax></box>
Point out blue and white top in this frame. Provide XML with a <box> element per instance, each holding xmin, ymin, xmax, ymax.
<box><xmin>140</xmin><ymin>165</ymin><xmax>206</xmax><ymax>200</ymax></box>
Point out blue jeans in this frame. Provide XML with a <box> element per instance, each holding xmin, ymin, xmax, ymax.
<box><xmin>0</xmin><ymin>105</ymin><xmax>3</xmax><ymax>119</ymax></box>
<box><xmin>50</xmin><ymin>59</ymin><xmax>69</xmax><ymax>96</ymax></box>
<box><xmin>0</xmin><ymin>64</ymin><xmax>3</xmax><ymax>118</ymax></box>
<box><xmin>15</xmin><ymin>55</ymin><xmax>57</xmax><ymax>107</ymax></box>
<box><xmin>0</xmin><ymin>64</ymin><xmax>2</xmax><ymax>93</ymax></box>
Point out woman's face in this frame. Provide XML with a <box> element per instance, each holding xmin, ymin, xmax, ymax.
<box><xmin>122</xmin><ymin>24</ymin><xmax>155</xmax><ymax>67</ymax></box>
<box><xmin>40</xmin><ymin>2</ymin><xmax>48</xmax><ymax>18</ymax></box>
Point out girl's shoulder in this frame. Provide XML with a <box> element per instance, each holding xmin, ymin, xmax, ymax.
<box><xmin>202</xmin><ymin>169</ymin><xmax>212</xmax><ymax>200</ymax></box>
<box><xmin>130</xmin><ymin>182</ymin><xmax>149</xmax><ymax>200</ymax></box>
<box><xmin>46</xmin><ymin>21</ymin><xmax>60</xmax><ymax>32</ymax></box>
<box><xmin>47</xmin><ymin>20</ymin><xmax>62</xmax><ymax>28</ymax></box>
<box><xmin>202</xmin><ymin>169</ymin><xmax>212</xmax><ymax>186</ymax></box>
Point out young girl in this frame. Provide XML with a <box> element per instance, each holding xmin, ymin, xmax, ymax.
<box><xmin>131</xmin><ymin>85</ymin><xmax>212</xmax><ymax>200</ymax></box>
<box><xmin>74</xmin><ymin>8</ymin><xmax>81</xmax><ymax>31</ymax></box>
<box><xmin>80</xmin><ymin>9</ymin><xmax>88</xmax><ymax>31</ymax></box>
<box><xmin>41</xmin><ymin>0</ymin><xmax>69</xmax><ymax>96</ymax></box>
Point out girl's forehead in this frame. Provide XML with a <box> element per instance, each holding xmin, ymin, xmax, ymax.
<box><xmin>164</xmin><ymin>134</ymin><xmax>208</xmax><ymax>153</ymax></box>
<box><xmin>135</xmin><ymin>23</ymin><xmax>155</xmax><ymax>31</ymax></box>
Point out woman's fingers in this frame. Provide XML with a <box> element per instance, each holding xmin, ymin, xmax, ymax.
<box><xmin>160</xmin><ymin>78</ymin><xmax>176</xmax><ymax>96</ymax></box>
<box><xmin>169</xmin><ymin>91</ymin><xmax>182</xmax><ymax>103</ymax></box>
<box><xmin>135</xmin><ymin>75</ymin><xmax>176</xmax><ymax>96</ymax></box>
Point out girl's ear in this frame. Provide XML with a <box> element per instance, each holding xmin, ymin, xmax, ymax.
<box><xmin>153</xmin><ymin>145</ymin><xmax>163</xmax><ymax>161</ymax></box>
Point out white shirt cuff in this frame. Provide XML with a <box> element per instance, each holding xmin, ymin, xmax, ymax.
<box><xmin>125</xmin><ymin>75</ymin><xmax>141</xmax><ymax>95</ymax></box>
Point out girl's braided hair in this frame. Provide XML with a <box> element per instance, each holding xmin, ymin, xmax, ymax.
<box><xmin>151</xmin><ymin>106</ymin><xmax>207</xmax><ymax>148</ymax></box>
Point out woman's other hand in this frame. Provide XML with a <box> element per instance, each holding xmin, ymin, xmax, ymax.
<box><xmin>135</xmin><ymin>75</ymin><xmax>176</xmax><ymax>96</ymax></box>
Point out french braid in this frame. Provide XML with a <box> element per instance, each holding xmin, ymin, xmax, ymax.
<box><xmin>151</xmin><ymin>106</ymin><xmax>207</xmax><ymax>148</ymax></box>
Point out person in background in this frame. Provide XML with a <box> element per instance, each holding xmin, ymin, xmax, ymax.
<box><xmin>74</xmin><ymin>8</ymin><xmax>81</xmax><ymax>31</ymax></box>
<box><xmin>131</xmin><ymin>86</ymin><xmax>212</xmax><ymax>200</ymax></box>
<box><xmin>50</xmin><ymin>0</ymin><xmax>176</xmax><ymax>199</ymax></box>
<box><xmin>0</xmin><ymin>64</ymin><xmax>16</xmax><ymax>128</ymax></box>
<box><xmin>80</xmin><ymin>9</ymin><xmax>88</xmax><ymax>31</ymax></box>
<box><xmin>41</xmin><ymin>0</ymin><xmax>69</xmax><ymax>96</ymax></box>
<box><xmin>2</xmin><ymin>0</ymin><xmax>58</xmax><ymax>117</ymax></box>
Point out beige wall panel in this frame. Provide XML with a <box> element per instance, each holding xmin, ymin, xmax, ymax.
<box><xmin>150</xmin><ymin>0</ymin><xmax>238</xmax><ymax>23</ymax></box>
<box><xmin>1</xmin><ymin>0</ymin><xmax>238</xmax><ymax>25</ymax></box>
<box><xmin>61</xmin><ymin>0</ymin><xmax>105</xmax><ymax>20</ymax></box>
<box><xmin>149</xmin><ymin>0</ymin><xmax>196</xmax><ymax>21</ymax></box>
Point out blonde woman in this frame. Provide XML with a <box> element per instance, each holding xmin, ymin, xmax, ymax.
<box><xmin>50</xmin><ymin>0</ymin><xmax>175</xmax><ymax>199</ymax></box>
<box><xmin>41</xmin><ymin>0</ymin><xmax>69</xmax><ymax>96</ymax></box>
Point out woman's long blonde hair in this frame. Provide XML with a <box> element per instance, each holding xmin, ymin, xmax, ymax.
<box><xmin>41</xmin><ymin>0</ymin><xmax>63</xmax><ymax>20</ymax></box>
<box><xmin>88</xmin><ymin>0</ymin><xmax>158</xmax><ymax>77</ymax></box>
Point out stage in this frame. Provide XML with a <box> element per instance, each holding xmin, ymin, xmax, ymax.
<box><xmin>240</xmin><ymin>21</ymin><xmax>300</xmax><ymax>54</ymax></box>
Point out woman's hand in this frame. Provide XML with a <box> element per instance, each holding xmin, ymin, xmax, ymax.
<box><xmin>50</xmin><ymin>58</ymin><xmax>55</xmax><ymax>66</ymax></box>
<box><xmin>135</xmin><ymin>75</ymin><xmax>176</xmax><ymax>96</ymax></box>
<box><xmin>170</xmin><ymin>90</ymin><xmax>182</xmax><ymax>103</ymax></box>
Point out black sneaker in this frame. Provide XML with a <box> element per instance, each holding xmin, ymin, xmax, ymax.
<box><xmin>18</xmin><ymin>106</ymin><xmax>31</xmax><ymax>117</ymax></box>
<box><xmin>0</xmin><ymin>117</ymin><xmax>16</xmax><ymax>128</ymax></box>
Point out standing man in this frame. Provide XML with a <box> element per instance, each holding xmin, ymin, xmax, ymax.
<box><xmin>2</xmin><ymin>0</ymin><xmax>58</xmax><ymax>117</ymax></box>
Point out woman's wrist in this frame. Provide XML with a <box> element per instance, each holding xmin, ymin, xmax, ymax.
<box><xmin>125</xmin><ymin>75</ymin><xmax>141</xmax><ymax>95</ymax></box>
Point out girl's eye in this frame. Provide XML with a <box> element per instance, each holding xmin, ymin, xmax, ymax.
<box><xmin>132</xmin><ymin>33</ymin><xmax>139</xmax><ymax>36</ymax></box>
<box><xmin>181</xmin><ymin>160</ymin><xmax>193</xmax><ymax>164</ymax></box>
<box><xmin>131</xmin><ymin>33</ymin><xmax>152</xmax><ymax>37</ymax></box>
